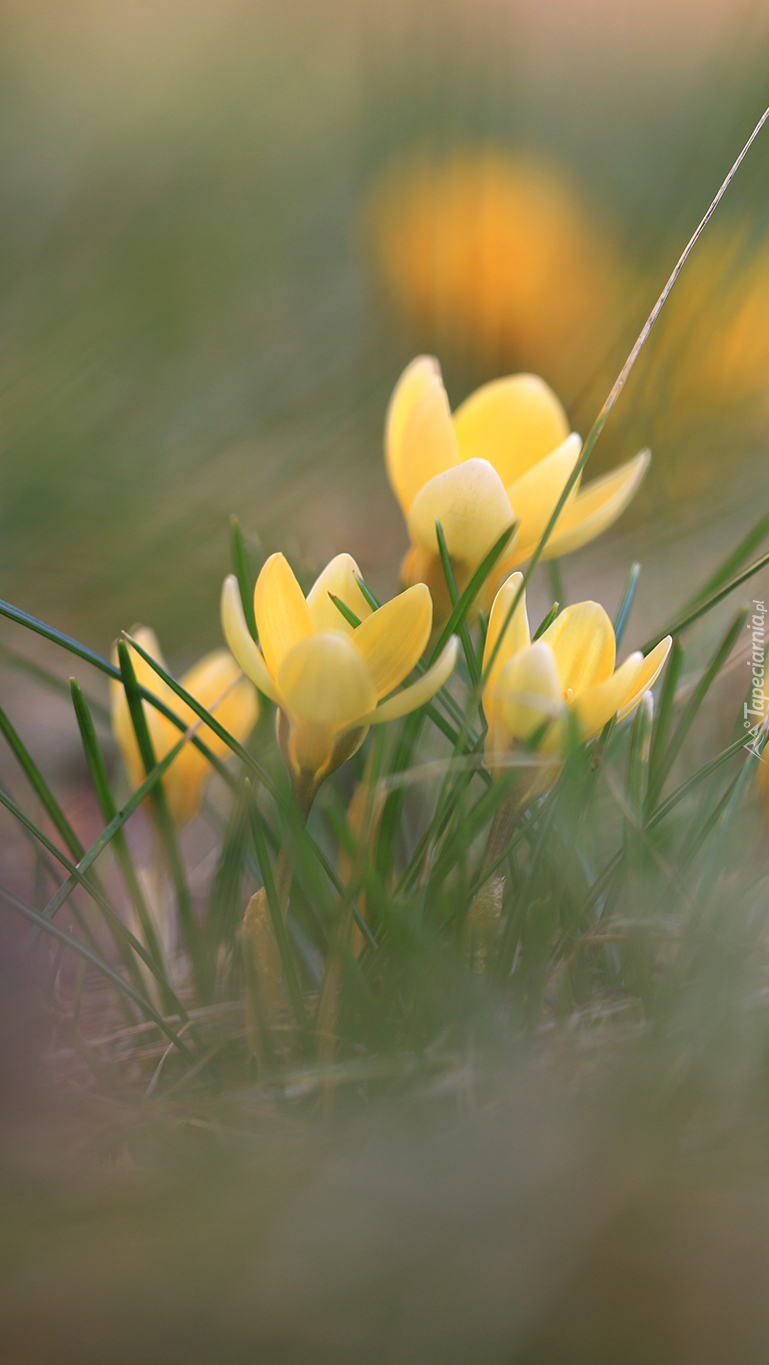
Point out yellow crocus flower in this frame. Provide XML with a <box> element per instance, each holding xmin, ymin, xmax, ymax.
<box><xmin>482</xmin><ymin>572</ymin><xmax>671</xmax><ymax>802</ymax></box>
<box><xmin>386</xmin><ymin>355</ymin><xmax>649</xmax><ymax>616</ymax></box>
<box><xmin>111</xmin><ymin>629</ymin><xmax>259</xmax><ymax>827</ymax></box>
<box><xmin>221</xmin><ymin>551</ymin><xmax>458</xmax><ymax>794</ymax></box>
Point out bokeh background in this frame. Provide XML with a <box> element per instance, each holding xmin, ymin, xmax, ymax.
<box><xmin>1</xmin><ymin>0</ymin><xmax>769</xmax><ymax>662</ymax></box>
<box><xmin>4</xmin><ymin>2</ymin><xmax>769</xmax><ymax>1360</ymax></box>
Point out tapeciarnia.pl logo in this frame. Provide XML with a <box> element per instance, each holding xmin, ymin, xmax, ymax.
<box><xmin>744</xmin><ymin>599</ymin><xmax>767</xmax><ymax>758</ymax></box>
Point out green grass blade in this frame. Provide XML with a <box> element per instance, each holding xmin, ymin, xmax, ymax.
<box><xmin>117</xmin><ymin>642</ymin><xmax>203</xmax><ymax>997</ymax></box>
<box><xmin>613</xmin><ymin>562</ymin><xmax>641</xmax><ymax>647</ymax></box>
<box><xmin>354</xmin><ymin>576</ymin><xmax>382</xmax><ymax>612</ymax></box>
<box><xmin>533</xmin><ymin>602</ymin><xmax>560</xmax><ymax>640</ymax></box>
<box><xmin>547</xmin><ymin>558</ymin><xmax>566</xmax><ymax>608</ymax></box>
<box><xmin>229</xmin><ymin>515</ymin><xmax>258</xmax><ymax>640</ymax></box>
<box><xmin>644</xmin><ymin>552</ymin><xmax>769</xmax><ymax>651</ymax></box>
<box><xmin>330</xmin><ymin>595</ymin><xmax>362</xmax><ymax>630</ymax></box>
<box><xmin>679</xmin><ymin>506</ymin><xmax>769</xmax><ymax>613</ymax></box>
<box><xmin>247</xmin><ymin>787</ymin><xmax>310</xmax><ymax>1041</ymax></box>
<box><xmin>647</xmin><ymin>731</ymin><xmax>753</xmax><ymax>831</ymax></box>
<box><xmin>435</xmin><ymin>521</ymin><xmax>480</xmax><ymax>689</ymax></box>
<box><xmin>648</xmin><ymin>638</ymin><xmax>684</xmax><ymax>787</ymax></box>
<box><xmin>69</xmin><ymin>679</ymin><xmax>167</xmax><ymax>977</ymax></box>
<box><xmin>430</xmin><ymin>521</ymin><xmax>517</xmax><ymax>666</ymax></box>
<box><xmin>0</xmin><ymin>703</ymin><xmax>85</xmax><ymax>862</ymax></box>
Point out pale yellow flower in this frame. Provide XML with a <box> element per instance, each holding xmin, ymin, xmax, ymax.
<box><xmin>221</xmin><ymin>551</ymin><xmax>457</xmax><ymax>791</ymax></box>
<box><xmin>387</xmin><ymin>355</ymin><xmax>649</xmax><ymax>615</ymax></box>
<box><xmin>482</xmin><ymin>572</ymin><xmax>671</xmax><ymax>801</ymax></box>
<box><xmin>111</xmin><ymin>629</ymin><xmax>259</xmax><ymax>827</ymax></box>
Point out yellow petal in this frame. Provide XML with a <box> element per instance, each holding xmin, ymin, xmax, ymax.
<box><xmin>498</xmin><ymin>641</ymin><xmax>565</xmax><ymax>742</ymax></box>
<box><xmin>407</xmin><ymin>458</ymin><xmax>515</xmax><ymax>566</ymax></box>
<box><xmin>452</xmin><ymin>373</ymin><xmax>570</xmax><ymax>485</ymax></box>
<box><xmin>385</xmin><ymin>355</ymin><xmax>439</xmax><ymax>476</ymax></box>
<box><xmin>385</xmin><ymin>355</ymin><xmax>460</xmax><ymax>514</ymax></box>
<box><xmin>163</xmin><ymin>654</ymin><xmax>259</xmax><ymax>825</ymax></box>
<box><xmin>616</xmin><ymin>636</ymin><xmax>672</xmax><ymax>722</ymax></box>
<box><xmin>277</xmin><ymin>633</ymin><xmax>377</xmax><ymax>727</ymax></box>
<box><xmin>504</xmin><ymin>433</ymin><xmax>582</xmax><ymax>560</ymax></box>
<box><xmin>482</xmin><ymin>572</ymin><xmax>530</xmax><ymax>712</ymax></box>
<box><xmin>351</xmin><ymin>583</ymin><xmax>432</xmax><ymax>699</ymax></box>
<box><xmin>306</xmin><ymin>553</ymin><xmax>373</xmax><ymax>635</ymax></box>
<box><xmin>540</xmin><ymin>450</ymin><xmax>650</xmax><ymax>560</ymax></box>
<box><xmin>253</xmin><ymin>552</ymin><xmax>313</xmax><ymax>680</ymax></box>
<box><xmin>540</xmin><ymin>600</ymin><xmax>616</xmax><ymax>696</ymax></box>
<box><xmin>572</xmin><ymin>651</ymin><xmax>644</xmax><ymax>742</ymax></box>
<box><xmin>366</xmin><ymin>636</ymin><xmax>459</xmax><ymax>724</ymax></box>
<box><xmin>220</xmin><ymin>574</ymin><xmax>279</xmax><ymax>702</ymax></box>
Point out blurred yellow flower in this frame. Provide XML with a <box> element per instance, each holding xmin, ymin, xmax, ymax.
<box><xmin>482</xmin><ymin>572</ymin><xmax>671</xmax><ymax>800</ymax></box>
<box><xmin>364</xmin><ymin>146</ymin><xmax>625</xmax><ymax>387</ymax></box>
<box><xmin>111</xmin><ymin>628</ymin><xmax>258</xmax><ymax>827</ymax></box>
<box><xmin>221</xmin><ymin>551</ymin><xmax>457</xmax><ymax>793</ymax></box>
<box><xmin>387</xmin><ymin>355</ymin><xmax>649</xmax><ymax>615</ymax></box>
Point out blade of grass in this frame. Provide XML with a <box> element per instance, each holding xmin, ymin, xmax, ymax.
<box><xmin>0</xmin><ymin>701</ymin><xmax>141</xmax><ymax>988</ymax></box>
<box><xmin>229</xmin><ymin>515</ymin><xmax>258</xmax><ymax>640</ymax></box>
<box><xmin>70</xmin><ymin>680</ymin><xmax>166</xmax><ymax>977</ymax></box>
<box><xmin>0</xmin><ymin>703</ymin><xmax>87</xmax><ymax>862</ymax></box>
<box><xmin>547</xmin><ymin>559</ymin><xmax>566</xmax><ymax>609</ymax></box>
<box><xmin>613</xmin><ymin>562</ymin><xmax>641</xmax><ymax>647</ymax></box>
<box><xmin>435</xmin><ymin>521</ymin><xmax>480</xmax><ymax>689</ymax></box>
<box><xmin>648</xmin><ymin>730</ymin><xmax>754</xmax><ymax>832</ymax></box>
<box><xmin>533</xmin><ymin>602</ymin><xmax>560</xmax><ymax>640</ymax></box>
<box><xmin>644</xmin><ymin>551</ymin><xmax>769</xmax><ymax>650</ymax></box>
<box><xmin>38</xmin><ymin>730</ymin><xmax>190</xmax><ymax>927</ymax></box>
<box><xmin>117</xmin><ymin>642</ymin><xmax>202</xmax><ymax>998</ymax></box>
<box><xmin>648</xmin><ymin>638</ymin><xmax>684</xmax><ymax>787</ymax></box>
<box><xmin>354</xmin><ymin>576</ymin><xmax>382</xmax><ymax>613</ymax></box>
<box><xmin>247</xmin><ymin>786</ymin><xmax>310</xmax><ymax>1043</ymax></box>
<box><xmin>679</xmin><ymin>505</ymin><xmax>769</xmax><ymax>614</ymax></box>
<box><xmin>430</xmin><ymin>521</ymin><xmax>516</xmax><ymax>665</ymax></box>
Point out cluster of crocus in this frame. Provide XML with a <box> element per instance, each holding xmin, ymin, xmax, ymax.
<box><xmin>482</xmin><ymin>572</ymin><xmax>671</xmax><ymax>807</ymax></box>
<box><xmin>111</xmin><ymin>351</ymin><xmax>663</xmax><ymax>837</ymax></box>
<box><xmin>386</xmin><ymin>355</ymin><xmax>648</xmax><ymax>617</ymax></box>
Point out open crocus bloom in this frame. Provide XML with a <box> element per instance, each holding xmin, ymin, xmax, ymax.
<box><xmin>221</xmin><ymin>552</ymin><xmax>457</xmax><ymax>791</ymax></box>
<box><xmin>482</xmin><ymin>572</ymin><xmax>671</xmax><ymax>800</ymax></box>
<box><xmin>386</xmin><ymin>355</ymin><xmax>649</xmax><ymax>615</ymax></box>
<box><xmin>111</xmin><ymin>629</ymin><xmax>259</xmax><ymax>827</ymax></box>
